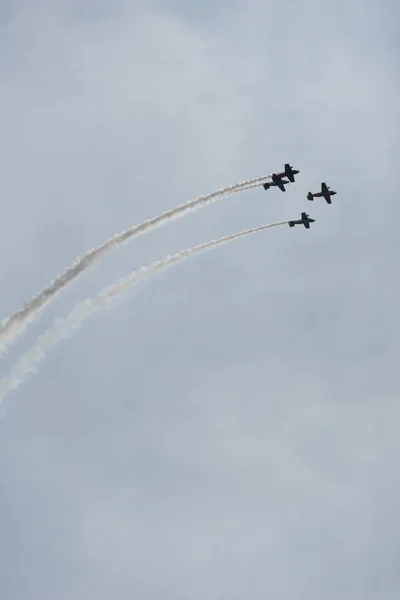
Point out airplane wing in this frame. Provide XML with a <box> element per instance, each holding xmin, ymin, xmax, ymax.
<box><xmin>301</xmin><ymin>213</ymin><xmax>310</xmax><ymax>228</ymax></box>
<box><xmin>321</xmin><ymin>182</ymin><xmax>332</xmax><ymax>203</ymax></box>
<box><xmin>277</xmin><ymin>181</ymin><xmax>286</xmax><ymax>191</ymax></box>
<box><xmin>285</xmin><ymin>164</ymin><xmax>295</xmax><ymax>182</ymax></box>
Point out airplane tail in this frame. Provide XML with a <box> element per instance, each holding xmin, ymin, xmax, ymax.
<box><xmin>289</xmin><ymin>222</ymin><xmax>295</xmax><ymax>227</ymax></box>
<box><xmin>263</xmin><ymin>183</ymin><xmax>270</xmax><ymax>190</ymax></box>
<box><xmin>307</xmin><ymin>192</ymin><xmax>313</xmax><ymax>200</ymax></box>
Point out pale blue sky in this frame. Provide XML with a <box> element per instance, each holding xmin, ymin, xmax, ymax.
<box><xmin>0</xmin><ymin>1</ymin><xmax>399</xmax><ymax>598</ymax></box>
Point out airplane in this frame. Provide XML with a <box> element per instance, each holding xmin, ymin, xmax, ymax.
<box><xmin>263</xmin><ymin>163</ymin><xmax>300</xmax><ymax>192</ymax></box>
<box><xmin>263</xmin><ymin>178</ymin><xmax>290</xmax><ymax>192</ymax></box>
<box><xmin>307</xmin><ymin>182</ymin><xmax>337</xmax><ymax>204</ymax></box>
<box><xmin>278</xmin><ymin>163</ymin><xmax>299</xmax><ymax>183</ymax></box>
<box><xmin>288</xmin><ymin>212</ymin><xmax>315</xmax><ymax>229</ymax></box>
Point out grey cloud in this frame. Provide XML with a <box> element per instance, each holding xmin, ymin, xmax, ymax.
<box><xmin>0</xmin><ymin>0</ymin><xmax>399</xmax><ymax>598</ymax></box>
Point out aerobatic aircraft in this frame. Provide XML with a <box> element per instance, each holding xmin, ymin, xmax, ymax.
<box><xmin>278</xmin><ymin>163</ymin><xmax>299</xmax><ymax>183</ymax></box>
<box><xmin>263</xmin><ymin>163</ymin><xmax>299</xmax><ymax>192</ymax></box>
<box><xmin>307</xmin><ymin>182</ymin><xmax>337</xmax><ymax>204</ymax></box>
<box><xmin>263</xmin><ymin>178</ymin><xmax>290</xmax><ymax>192</ymax></box>
<box><xmin>288</xmin><ymin>212</ymin><xmax>315</xmax><ymax>229</ymax></box>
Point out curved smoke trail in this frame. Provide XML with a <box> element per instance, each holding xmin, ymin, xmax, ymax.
<box><xmin>0</xmin><ymin>220</ymin><xmax>286</xmax><ymax>407</ymax></box>
<box><xmin>0</xmin><ymin>174</ymin><xmax>270</xmax><ymax>353</ymax></box>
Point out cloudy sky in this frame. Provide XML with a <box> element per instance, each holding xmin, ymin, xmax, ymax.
<box><xmin>0</xmin><ymin>0</ymin><xmax>399</xmax><ymax>598</ymax></box>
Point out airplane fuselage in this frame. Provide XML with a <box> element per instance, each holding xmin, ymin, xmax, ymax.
<box><xmin>309</xmin><ymin>191</ymin><xmax>335</xmax><ymax>198</ymax></box>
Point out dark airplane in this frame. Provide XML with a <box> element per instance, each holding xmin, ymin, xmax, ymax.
<box><xmin>288</xmin><ymin>212</ymin><xmax>315</xmax><ymax>229</ymax></box>
<box><xmin>263</xmin><ymin>178</ymin><xmax>290</xmax><ymax>192</ymax></box>
<box><xmin>263</xmin><ymin>163</ymin><xmax>299</xmax><ymax>192</ymax></box>
<box><xmin>307</xmin><ymin>182</ymin><xmax>337</xmax><ymax>204</ymax></box>
<box><xmin>279</xmin><ymin>163</ymin><xmax>299</xmax><ymax>183</ymax></box>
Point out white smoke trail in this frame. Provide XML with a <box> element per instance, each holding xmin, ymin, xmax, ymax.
<box><xmin>0</xmin><ymin>221</ymin><xmax>286</xmax><ymax>406</ymax></box>
<box><xmin>0</xmin><ymin>175</ymin><xmax>271</xmax><ymax>353</ymax></box>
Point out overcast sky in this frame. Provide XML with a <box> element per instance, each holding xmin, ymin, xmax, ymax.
<box><xmin>0</xmin><ymin>0</ymin><xmax>399</xmax><ymax>598</ymax></box>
